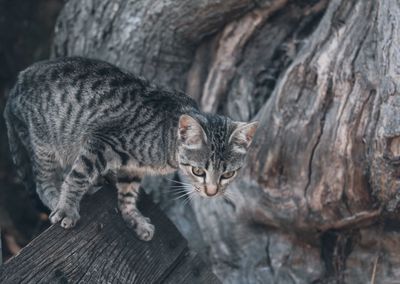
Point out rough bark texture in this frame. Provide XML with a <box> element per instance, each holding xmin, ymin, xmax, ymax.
<box><xmin>48</xmin><ymin>0</ymin><xmax>400</xmax><ymax>283</ymax></box>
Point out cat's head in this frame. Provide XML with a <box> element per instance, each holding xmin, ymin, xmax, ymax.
<box><xmin>177</xmin><ymin>113</ymin><xmax>258</xmax><ymax>197</ymax></box>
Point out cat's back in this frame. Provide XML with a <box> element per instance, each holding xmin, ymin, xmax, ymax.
<box><xmin>9</xmin><ymin>57</ymin><xmax>195</xmax><ymax>119</ymax></box>
<box><xmin>10</xmin><ymin>57</ymin><xmax>147</xmax><ymax>109</ymax></box>
<box><xmin>7</xmin><ymin>57</ymin><xmax>153</xmax><ymax>138</ymax></box>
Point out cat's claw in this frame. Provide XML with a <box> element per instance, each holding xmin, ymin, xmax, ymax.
<box><xmin>50</xmin><ymin>207</ymin><xmax>80</xmax><ymax>229</ymax></box>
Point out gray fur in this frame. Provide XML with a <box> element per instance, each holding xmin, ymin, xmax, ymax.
<box><xmin>4</xmin><ymin>57</ymin><xmax>257</xmax><ymax>241</ymax></box>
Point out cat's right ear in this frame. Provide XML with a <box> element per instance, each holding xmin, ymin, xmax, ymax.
<box><xmin>178</xmin><ymin>115</ymin><xmax>207</xmax><ymax>149</ymax></box>
<box><xmin>229</xmin><ymin>121</ymin><xmax>259</xmax><ymax>153</ymax></box>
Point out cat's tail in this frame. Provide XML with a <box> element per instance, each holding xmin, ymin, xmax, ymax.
<box><xmin>3</xmin><ymin>91</ymin><xmax>35</xmax><ymax>193</ymax></box>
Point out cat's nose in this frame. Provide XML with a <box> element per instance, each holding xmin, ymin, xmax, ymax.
<box><xmin>205</xmin><ymin>185</ymin><xmax>218</xmax><ymax>196</ymax></box>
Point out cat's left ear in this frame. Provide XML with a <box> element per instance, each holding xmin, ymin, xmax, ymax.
<box><xmin>178</xmin><ymin>114</ymin><xmax>207</xmax><ymax>149</ymax></box>
<box><xmin>229</xmin><ymin>121</ymin><xmax>259</xmax><ymax>152</ymax></box>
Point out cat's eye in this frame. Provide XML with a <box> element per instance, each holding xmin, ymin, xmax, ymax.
<box><xmin>221</xmin><ymin>171</ymin><xmax>236</xmax><ymax>179</ymax></box>
<box><xmin>192</xmin><ymin>167</ymin><xmax>205</xmax><ymax>177</ymax></box>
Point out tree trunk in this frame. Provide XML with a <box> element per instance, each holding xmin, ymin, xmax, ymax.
<box><xmin>53</xmin><ymin>0</ymin><xmax>400</xmax><ymax>283</ymax></box>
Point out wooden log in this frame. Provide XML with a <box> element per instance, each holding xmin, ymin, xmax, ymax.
<box><xmin>0</xmin><ymin>186</ymin><xmax>220</xmax><ymax>284</ymax></box>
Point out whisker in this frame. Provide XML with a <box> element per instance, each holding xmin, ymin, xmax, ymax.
<box><xmin>172</xmin><ymin>190</ymin><xmax>190</xmax><ymax>194</ymax></box>
<box><xmin>168</xmin><ymin>186</ymin><xmax>189</xmax><ymax>190</ymax></box>
<box><xmin>183</xmin><ymin>188</ymin><xmax>200</xmax><ymax>207</ymax></box>
<box><xmin>166</xmin><ymin>178</ymin><xmax>192</xmax><ymax>186</ymax></box>
<box><xmin>172</xmin><ymin>195</ymin><xmax>189</xmax><ymax>202</ymax></box>
<box><xmin>169</xmin><ymin>187</ymin><xmax>183</xmax><ymax>190</ymax></box>
<box><xmin>169</xmin><ymin>191</ymin><xmax>188</xmax><ymax>196</ymax></box>
<box><xmin>187</xmin><ymin>194</ymin><xmax>196</xmax><ymax>206</ymax></box>
<box><xmin>168</xmin><ymin>184</ymin><xmax>190</xmax><ymax>189</ymax></box>
<box><xmin>172</xmin><ymin>189</ymin><xmax>194</xmax><ymax>201</ymax></box>
<box><xmin>182</xmin><ymin>195</ymin><xmax>192</xmax><ymax>207</ymax></box>
<box><xmin>169</xmin><ymin>192</ymin><xmax>188</xmax><ymax>196</ymax></box>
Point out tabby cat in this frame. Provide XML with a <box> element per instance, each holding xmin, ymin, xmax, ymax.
<box><xmin>4</xmin><ymin>57</ymin><xmax>258</xmax><ymax>241</ymax></box>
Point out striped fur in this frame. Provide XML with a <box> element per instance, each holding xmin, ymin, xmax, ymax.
<box><xmin>3</xmin><ymin>57</ymin><xmax>257</xmax><ymax>241</ymax></box>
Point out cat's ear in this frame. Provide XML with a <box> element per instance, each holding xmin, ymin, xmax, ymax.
<box><xmin>178</xmin><ymin>115</ymin><xmax>207</xmax><ymax>149</ymax></box>
<box><xmin>229</xmin><ymin>121</ymin><xmax>259</xmax><ymax>153</ymax></box>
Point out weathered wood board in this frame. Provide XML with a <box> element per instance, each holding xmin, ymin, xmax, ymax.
<box><xmin>0</xmin><ymin>187</ymin><xmax>220</xmax><ymax>284</ymax></box>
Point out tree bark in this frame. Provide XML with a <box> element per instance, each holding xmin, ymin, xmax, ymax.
<box><xmin>53</xmin><ymin>0</ymin><xmax>400</xmax><ymax>283</ymax></box>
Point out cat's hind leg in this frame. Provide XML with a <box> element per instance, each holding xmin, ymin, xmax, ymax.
<box><xmin>117</xmin><ymin>174</ymin><xmax>155</xmax><ymax>241</ymax></box>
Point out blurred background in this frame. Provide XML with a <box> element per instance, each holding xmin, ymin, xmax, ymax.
<box><xmin>1</xmin><ymin>1</ymin><xmax>400</xmax><ymax>283</ymax></box>
<box><xmin>0</xmin><ymin>0</ymin><xmax>63</xmax><ymax>261</ymax></box>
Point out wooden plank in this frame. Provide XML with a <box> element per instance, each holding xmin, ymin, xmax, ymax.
<box><xmin>0</xmin><ymin>186</ymin><xmax>189</xmax><ymax>283</ymax></box>
<box><xmin>164</xmin><ymin>251</ymin><xmax>221</xmax><ymax>284</ymax></box>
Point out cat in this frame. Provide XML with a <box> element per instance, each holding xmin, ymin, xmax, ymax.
<box><xmin>3</xmin><ymin>57</ymin><xmax>258</xmax><ymax>241</ymax></box>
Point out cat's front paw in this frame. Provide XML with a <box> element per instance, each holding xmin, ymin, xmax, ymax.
<box><xmin>123</xmin><ymin>214</ymin><xmax>155</xmax><ymax>241</ymax></box>
<box><xmin>50</xmin><ymin>206</ymin><xmax>80</xmax><ymax>229</ymax></box>
<box><xmin>135</xmin><ymin>217</ymin><xmax>155</xmax><ymax>241</ymax></box>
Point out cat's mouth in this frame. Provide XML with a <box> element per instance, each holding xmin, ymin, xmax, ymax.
<box><xmin>194</xmin><ymin>186</ymin><xmax>225</xmax><ymax>198</ymax></box>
